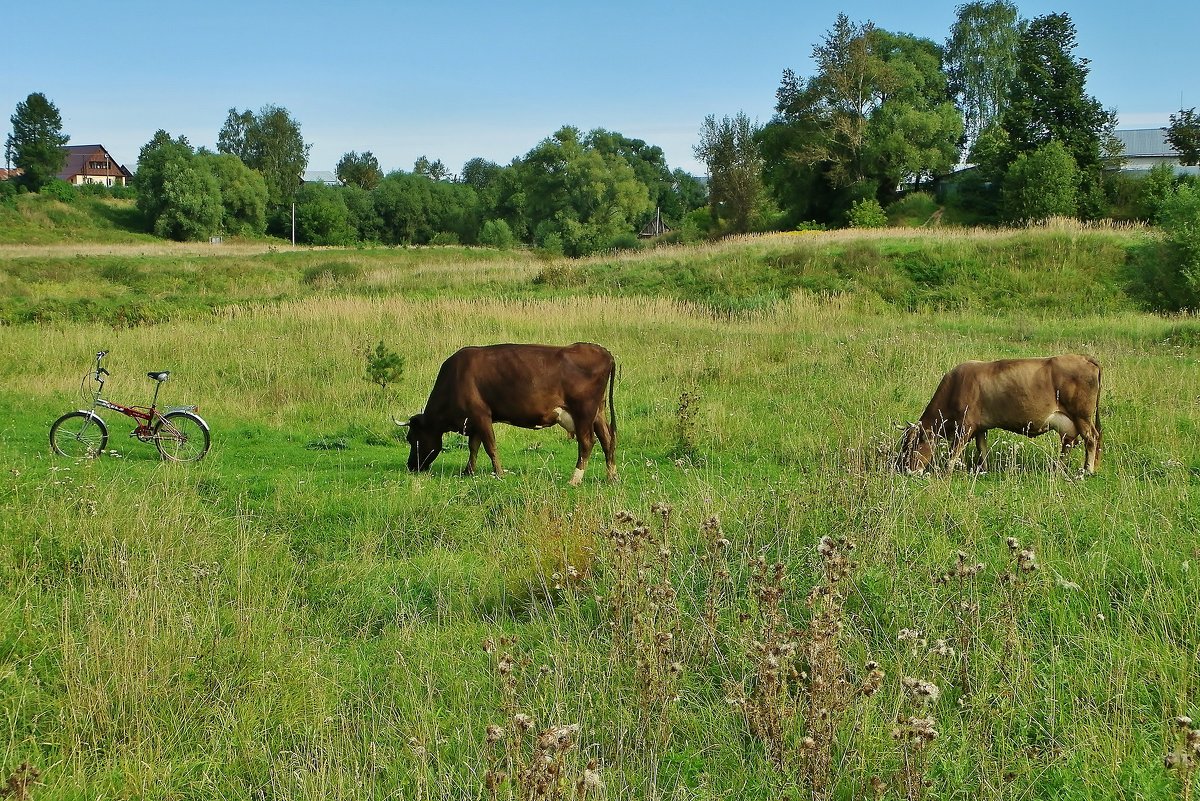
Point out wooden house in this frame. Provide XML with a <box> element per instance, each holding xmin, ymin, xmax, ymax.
<box><xmin>58</xmin><ymin>144</ymin><xmax>132</xmax><ymax>186</ymax></box>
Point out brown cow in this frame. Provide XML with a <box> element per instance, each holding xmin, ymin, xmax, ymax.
<box><xmin>397</xmin><ymin>343</ymin><xmax>617</xmax><ymax>485</ymax></box>
<box><xmin>897</xmin><ymin>355</ymin><xmax>1102</xmax><ymax>474</ymax></box>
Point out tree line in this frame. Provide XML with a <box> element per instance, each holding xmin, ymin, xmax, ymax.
<box><xmin>5</xmin><ymin>2</ymin><xmax>1200</xmax><ymax>254</ymax></box>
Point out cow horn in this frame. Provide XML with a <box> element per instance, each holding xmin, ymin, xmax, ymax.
<box><xmin>393</xmin><ymin>417</ymin><xmax>410</xmax><ymax>427</ymax></box>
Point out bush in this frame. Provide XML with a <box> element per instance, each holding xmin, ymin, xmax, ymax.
<box><xmin>429</xmin><ymin>231</ymin><xmax>460</xmax><ymax>246</ymax></box>
<box><xmin>605</xmin><ymin>231</ymin><xmax>641</xmax><ymax>252</ymax></box>
<box><xmin>42</xmin><ymin>179</ymin><xmax>77</xmax><ymax>204</ymax></box>
<box><xmin>0</xmin><ymin>181</ymin><xmax>16</xmax><ymax>206</ymax></box>
<box><xmin>1158</xmin><ymin>183</ymin><xmax>1200</xmax><ymax>305</ymax></box>
<box><xmin>478</xmin><ymin>219</ymin><xmax>515</xmax><ymax>249</ymax></box>
<box><xmin>1001</xmin><ymin>141</ymin><xmax>1079</xmax><ymax>224</ymax></box>
<box><xmin>886</xmin><ymin>192</ymin><xmax>939</xmax><ymax>227</ymax></box>
<box><xmin>847</xmin><ymin>197</ymin><xmax>888</xmax><ymax>228</ymax></box>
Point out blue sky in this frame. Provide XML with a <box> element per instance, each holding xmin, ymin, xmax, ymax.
<box><xmin>3</xmin><ymin>0</ymin><xmax>1197</xmax><ymax>177</ymax></box>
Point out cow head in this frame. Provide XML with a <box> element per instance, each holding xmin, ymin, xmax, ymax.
<box><xmin>896</xmin><ymin>424</ymin><xmax>934</xmax><ymax>473</ymax></box>
<box><xmin>397</xmin><ymin>413</ymin><xmax>444</xmax><ymax>471</ymax></box>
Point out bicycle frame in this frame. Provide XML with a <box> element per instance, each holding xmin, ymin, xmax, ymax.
<box><xmin>55</xmin><ymin>351</ymin><xmax>209</xmax><ymax>459</ymax></box>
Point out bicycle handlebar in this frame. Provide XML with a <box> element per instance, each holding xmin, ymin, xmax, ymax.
<box><xmin>94</xmin><ymin>351</ymin><xmax>110</xmax><ymax>379</ymax></box>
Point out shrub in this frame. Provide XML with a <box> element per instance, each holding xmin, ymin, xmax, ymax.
<box><xmin>847</xmin><ymin>197</ymin><xmax>888</xmax><ymax>228</ymax></box>
<box><xmin>1001</xmin><ymin>140</ymin><xmax>1079</xmax><ymax>224</ymax></box>
<box><xmin>886</xmin><ymin>192</ymin><xmax>939</xmax><ymax>227</ymax></box>
<box><xmin>42</xmin><ymin>179</ymin><xmax>77</xmax><ymax>204</ymax></box>
<box><xmin>1158</xmin><ymin>183</ymin><xmax>1200</xmax><ymax>306</ymax></box>
<box><xmin>429</xmin><ymin>231</ymin><xmax>459</xmax><ymax>246</ymax></box>
<box><xmin>478</xmin><ymin>219</ymin><xmax>515</xmax><ymax>249</ymax></box>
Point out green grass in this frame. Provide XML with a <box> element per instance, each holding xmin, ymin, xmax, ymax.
<box><xmin>0</xmin><ymin>229</ymin><xmax>1197</xmax><ymax>800</ymax></box>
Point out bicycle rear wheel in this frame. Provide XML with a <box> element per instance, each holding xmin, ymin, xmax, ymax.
<box><xmin>153</xmin><ymin>411</ymin><xmax>210</xmax><ymax>462</ymax></box>
<box><xmin>50</xmin><ymin>411</ymin><xmax>109</xmax><ymax>458</ymax></box>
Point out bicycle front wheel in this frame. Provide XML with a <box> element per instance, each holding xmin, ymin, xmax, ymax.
<box><xmin>50</xmin><ymin>411</ymin><xmax>109</xmax><ymax>458</ymax></box>
<box><xmin>153</xmin><ymin>411</ymin><xmax>211</xmax><ymax>462</ymax></box>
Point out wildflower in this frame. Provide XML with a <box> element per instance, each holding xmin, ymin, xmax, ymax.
<box><xmin>902</xmin><ymin>677</ymin><xmax>941</xmax><ymax>705</ymax></box>
<box><xmin>577</xmin><ymin>759</ymin><xmax>603</xmax><ymax>795</ymax></box>
<box><xmin>512</xmin><ymin>713</ymin><xmax>534</xmax><ymax>731</ymax></box>
<box><xmin>1017</xmin><ymin>548</ymin><xmax>1038</xmax><ymax>572</ymax></box>
<box><xmin>486</xmin><ymin>724</ymin><xmax>505</xmax><ymax>743</ymax></box>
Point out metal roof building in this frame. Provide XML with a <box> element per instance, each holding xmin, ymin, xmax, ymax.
<box><xmin>1113</xmin><ymin>129</ymin><xmax>1198</xmax><ymax>175</ymax></box>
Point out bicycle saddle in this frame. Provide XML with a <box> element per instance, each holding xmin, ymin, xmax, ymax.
<box><xmin>148</xmin><ymin>371</ymin><xmax>170</xmax><ymax>382</ymax></box>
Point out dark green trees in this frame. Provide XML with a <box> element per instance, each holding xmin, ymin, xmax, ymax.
<box><xmin>5</xmin><ymin>92</ymin><xmax>69</xmax><ymax>191</ymax></box>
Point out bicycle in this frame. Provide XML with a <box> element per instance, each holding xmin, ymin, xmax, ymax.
<box><xmin>50</xmin><ymin>350</ymin><xmax>211</xmax><ymax>462</ymax></box>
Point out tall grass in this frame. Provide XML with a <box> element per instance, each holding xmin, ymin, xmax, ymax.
<box><xmin>0</xmin><ymin>230</ymin><xmax>1197</xmax><ymax>799</ymax></box>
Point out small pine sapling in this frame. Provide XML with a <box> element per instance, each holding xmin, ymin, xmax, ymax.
<box><xmin>365</xmin><ymin>340</ymin><xmax>405</xmax><ymax>394</ymax></box>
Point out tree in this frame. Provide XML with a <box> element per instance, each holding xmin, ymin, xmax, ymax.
<box><xmin>1001</xmin><ymin>139</ymin><xmax>1079</xmax><ymax>223</ymax></box>
<box><xmin>217</xmin><ymin>104</ymin><xmax>310</xmax><ymax>206</ymax></box>
<box><xmin>5</xmin><ymin>92</ymin><xmax>69</xmax><ymax>191</ymax></box>
<box><xmin>136</xmin><ymin>130</ymin><xmax>211</xmax><ymax>237</ymax></box>
<box><xmin>763</xmin><ymin>15</ymin><xmax>962</xmax><ymax>223</ymax></box>
<box><xmin>294</xmin><ymin>183</ymin><xmax>354</xmax><ymax>245</ymax></box>
<box><xmin>991</xmin><ymin>13</ymin><xmax>1113</xmax><ymax>216</ymax></box>
<box><xmin>513</xmin><ymin>126</ymin><xmax>652</xmax><ymax>255</ymax></box>
<box><xmin>153</xmin><ymin>160</ymin><xmax>223</xmax><ymax>240</ymax></box>
<box><xmin>944</xmin><ymin>1</ymin><xmax>1021</xmax><ymax>151</ymax></box>
<box><xmin>694</xmin><ymin>112</ymin><xmax>763</xmax><ymax>233</ymax></box>
<box><xmin>412</xmin><ymin>155</ymin><xmax>448</xmax><ymax>181</ymax></box>
<box><xmin>198</xmin><ymin>152</ymin><xmax>268</xmax><ymax>235</ymax></box>
<box><xmin>1166</xmin><ymin>108</ymin><xmax>1200</xmax><ymax>166</ymax></box>
<box><xmin>336</xmin><ymin>150</ymin><xmax>382</xmax><ymax>189</ymax></box>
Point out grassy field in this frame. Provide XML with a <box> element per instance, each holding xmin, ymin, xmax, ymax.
<box><xmin>1</xmin><ymin>229</ymin><xmax>1198</xmax><ymax>800</ymax></box>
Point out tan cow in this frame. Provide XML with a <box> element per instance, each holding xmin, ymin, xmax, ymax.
<box><xmin>897</xmin><ymin>355</ymin><xmax>1102</xmax><ymax>474</ymax></box>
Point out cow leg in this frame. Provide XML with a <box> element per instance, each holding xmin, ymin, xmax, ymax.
<box><xmin>972</xmin><ymin>431</ymin><xmax>989</xmax><ymax>473</ymax></box>
<box><xmin>1077</xmin><ymin>419</ymin><xmax>1101</xmax><ymax>475</ymax></box>
<box><xmin>593</xmin><ymin>412</ymin><xmax>618</xmax><ymax>482</ymax></box>
<box><xmin>464</xmin><ymin>433</ymin><xmax>482</xmax><ymax>475</ymax></box>
<box><xmin>477</xmin><ymin>418</ymin><xmax>504</xmax><ymax>477</ymax></box>
<box><xmin>947</xmin><ymin>426</ymin><xmax>973</xmax><ymax>472</ymax></box>
<box><xmin>569</xmin><ymin>406</ymin><xmax>599</xmax><ymax>486</ymax></box>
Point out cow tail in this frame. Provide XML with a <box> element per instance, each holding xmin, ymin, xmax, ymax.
<box><xmin>608</xmin><ymin>359</ymin><xmax>618</xmax><ymax>437</ymax></box>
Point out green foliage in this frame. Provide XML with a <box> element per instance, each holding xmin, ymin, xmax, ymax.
<box><xmin>848</xmin><ymin>197</ymin><xmax>888</xmax><ymax>228</ymax></box>
<box><xmin>945</xmin><ymin>1</ymin><xmax>1021</xmax><ymax>147</ymax></box>
<box><xmin>364</xmin><ymin>340</ymin><xmax>405</xmax><ymax>392</ymax></box>
<box><xmin>218</xmin><ymin>104</ymin><xmax>311</xmax><ymax>206</ymax></box>
<box><xmin>765</xmin><ymin>15</ymin><xmax>963</xmax><ymax>224</ymax></box>
<box><xmin>335</xmin><ymin>150</ymin><xmax>382</xmax><ymax>190</ymax></box>
<box><xmin>199</xmin><ymin>152</ymin><xmax>268</xmax><ymax>235</ymax></box>
<box><xmin>41</xmin><ymin>179</ymin><xmax>76</xmax><ymax>204</ymax></box>
<box><xmin>1001</xmin><ymin>140</ymin><xmax>1079</xmax><ymax>224</ymax></box>
<box><xmin>886</xmin><ymin>192</ymin><xmax>940</xmax><ymax>227</ymax></box>
<box><xmin>1155</xmin><ymin>183</ymin><xmax>1200</xmax><ymax>306</ymax></box>
<box><xmin>152</xmin><ymin>160</ymin><xmax>223</xmax><ymax>241</ymax></box>
<box><xmin>478</xmin><ymin>218</ymin><xmax>515</xmax><ymax>249</ymax></box>
<box><xmin>5</xmin><ymin>91</ymin><xmax>68</xmax><ymax>191</ymax></box>
<box><xmin>991</xmin><ymin>13</ymin><xmax>1113</xmax><ymax>215</ymax></box>
<box><xmin>294</xmin><ymin>183</ymin><xmax>354</xmax><ymax>246</ymax></box>
<box><xmin>695</xmin><ymin>112</ymin><xmax>763</xmax><ymax>233</ymax></box>
<box><xmin>511</xmin><ymin>126</ymin><xmax>653</xmax><ymax>256</ymax></box>
<box><xmin>1166</xmin><ymin>108</ymin><xmax>1200</xmax><ymax>166</ymax></box>
<box><xmin>135</xmin><ymin>130</ymin><xmax>198</xmax><ymax>233</ymax></box>
<box><xmin>1137</xmin><ymin>163</ymin><xmax>1180</xmax><ymax>221</ymax></box>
